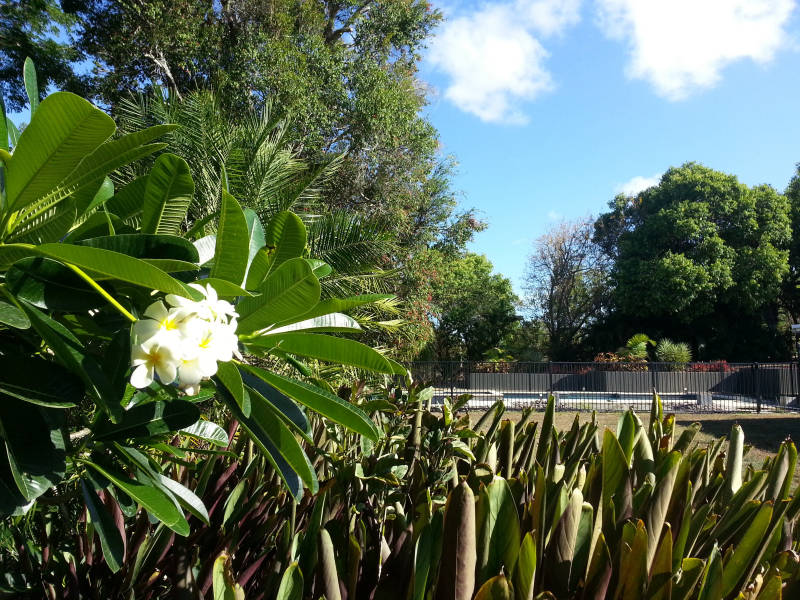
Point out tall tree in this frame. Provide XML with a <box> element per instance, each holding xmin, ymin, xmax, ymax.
<box><xmin>594</xmin><ymin>162</ymin><xmax>791</xmax><ymax>360</ymax></box>
<box><xmin>524</xmin><ymin>219</ymin><xmax>609</xmax><ymax>360</ymax></box>
<box><xmin>421</xmin><ymin>252</ymin><xmax>519</xmax><ymax>361</ymax></box>
<box><xmin>0</xmin><ymin>0</ymin><xmax>89</xmax><ymax>110</ymax></box>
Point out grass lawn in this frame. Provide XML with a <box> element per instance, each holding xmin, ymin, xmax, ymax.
<box><xmin>484</xmin><ymin>409</ymin><xmax>800</xmax><ymax>486</ymax></box>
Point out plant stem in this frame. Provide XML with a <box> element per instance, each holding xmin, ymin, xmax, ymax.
<box><xmin>64</xmin><ymin>263</ymin><xmax>137</xmax><ymax>322</ymax></box>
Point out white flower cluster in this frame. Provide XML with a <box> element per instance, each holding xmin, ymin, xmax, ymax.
<box><xmin>130</xmin><ymin>283</ymin><xmax>242</xmax><ymax>395</ymax></box>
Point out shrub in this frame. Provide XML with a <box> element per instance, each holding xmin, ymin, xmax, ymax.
<box><xmin>655</xmin><ymin>338</ymin><xmax>692</xmax><ymax>365</ymax></box>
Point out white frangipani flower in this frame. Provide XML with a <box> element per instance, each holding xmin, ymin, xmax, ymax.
<box><xmin>130</xmin><ymin>341</ymin><xmax>180</xmax><ymax>388</ymax></box>
<box><xmin>130</xmin><ymin>283</ymin><xmax>241</xmax><ymax>393</ymax></box>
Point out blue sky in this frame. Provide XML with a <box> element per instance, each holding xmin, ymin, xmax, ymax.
<box><xmin>420</xmin><ymin>0</ymin><xmax>800</xmax><ymax>297</ymax></box>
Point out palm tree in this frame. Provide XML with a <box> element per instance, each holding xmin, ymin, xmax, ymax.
<box><xmin>114</xmin><ymin>89</ymin><xmax>398</xmax><ymax>301</ymax></box>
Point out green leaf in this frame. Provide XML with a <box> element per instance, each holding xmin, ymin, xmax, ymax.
<box><xmin>0</xmin><ymin>95</ymin><xmax>7</xmax><ymax>153</ymax></box>
<box><xmin>18</xmin><ymin>300</ymin><xmax>121</xmax><ymax>420</ymax></box>
<box><xmin>276</xmin><ymin>562</ymin><xmax>304</xmax><ymax>600</ymax></box>
<box><xmin>210</xmin><ymin>191</ymin><xmax>250</xmax><ymax>285</ymax></box>
<box><xmin>240</xmin><ymin>366</ymin><xmax>379</xmax><ymax>441</ymax></box>
<box><xmin>0</xmin><ymin>399</ymin><xmax>65</xmax><ymax>503</ymax></box>
<box><xmin>212</xmin><ymin>552</ymin><xmax>244</xmax><ymax>600</ymax></box>
<box><xmin>221</xmin><ymin>386</ymin><xmax>317</xmax><ymax>498</ymax></box>
<box><xmin>5</xmin><ymin>92</ymin><xmax>115</xmax><ymax>212</ymax></box>
<box><xmin>76</xmin><ymin>233</ymin><xmax>199</xmax><ymax>263</ymax></box>
<box><xmin>248</xmin><ymin>332</ymin><xmax>395</xmax><ymax>374</ymax></box>
<box><xmin>6</xmin><ymin>118</ymin><xmax>20</xmax><ymax>148</ymax></box>
<box><xmin>63</xmin><ymin>212</ymin><xmax>134</xmax><ymax>243</ymax></box>
<box><xmin>199</xmin><ymin>278</ymin><xmax>252</xmax><ymax>298</ymax></box>
<box><xmin>36</xmin><ymin>243</ymin><xmax>192</xmax><ymax>297</ymax></box>
<box><xmin>243</xmin><ymin>208</ymin><xmax>266</xmax><ymax>280</ymax></box>
<box><xmin>242</xmin><ymin>374</ymin><xmax>310</xmax><ymax>438</ymax></box>
<box><xmin>237</xmin><ymin>258</ymin><xmax>321</xmax><ymax>334</ymax></box>
<box><xmin>9</xmin><ymin>197</ymin><xmax>77</xmax><ymax>244</ymax></box>
<box><xmin>513</xmin><ymin>532</ymin><xmax>536</xmax><ymax>600</ymax></box>
<box><xmin>23</xmin><ymin>57</ymin><xmax>39</xmax><ymax>115</ymax></box>
<box><xmin>306</xmin><ymin>259</ymin><xmax>332</xmax><ymax>278</ymax></box>
<box><xmin>82</xmin><ymin>460</ymin><xmax>189</xmax><ymax>536</ymax></box>
<box><xmin>81</xmin><ymin>480</ymin><xmax>125</xmax><ymax>573</ymax></box>
<box><xmin>92</xmin><ymin>401</ymin><xmax>200</xmax><ymax>441</ymax></box>
<box><xmin>544</xmin><ymin>488</ymin><xmax>582</xmax><ymax>597</ymax></box>
<box><xmin>474</xmin><ymin>576</ymin><xmax>513</xmax><ymax>600</ymax></box>
<box><xmin>215</xmin><ymin>361</ymin><xmax>250</xmax><ymax>417</ymax></box>
<box><xmin>274</xmin><ymin>294</ymin><xmax>392</xmax><ymax>328</ymax></box>
<box><xmin>221</xmin><ymin>397</ymin><xmax>302</xmax><ymax>501</ymax></box>
<box><xmin>0</xmin><ymin>299</ymin><xmax>29</xmax><ymax>329</ymax></box>
<box><xmin>0</xmin><ymin>353</ymin><xmax>81</xmax><ymax>408</ymax></box>
<box><xmin>141</xmin><ymin>153</ymin><xmax>194</xmax><ymax>235</ymax></box>
<box><xmin>721</xmin><ymin>501</ymin><xmax>772</xmax><ymax>597</ymax></box>
<box><xmin>5</xmin><ymin>257</ymin><xmax>104</xmax><ymax>311</ymax></box>
<box><xmin>262</xmin><ymin>313</ymin><xmax>361</xmax><ymax>335</ymax></box>
<box><xmin>476</xmin><ymin>476</ymin><xmax>521</xmax><ymax>585</ymax></box>
<box><xmin>698</xmin><ymin>545</ymin><xmax>723</xmax><ymax>600</ymax></box>
<box><xmin>154</xmin><ymin>474</ymin><xmax>209</xmax><ymax>525</ymax></box>
<box><xmin>180</xmin><ymin>420</ymin><xmax>229</xmax><ymax>447</ymax></box>
<box><xmin>105</xmin><ymin>176</ymin><xmax>149</xmax><ymax>221</ymax></box>
<box><xmin>247</xmin><ymin>210</ymin><xmax>307</xmax><ymax>286</ymax></box>
<box><xmin>645</xmin><ymin>451</ymin><xmax>681</xmax><ymax>569</ymax></box>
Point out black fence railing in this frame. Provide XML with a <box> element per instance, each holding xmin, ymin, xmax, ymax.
<box><xmin>408</xmin><ymin>361</ymin><xmax>800</xmax><ymax>413</ymax></box>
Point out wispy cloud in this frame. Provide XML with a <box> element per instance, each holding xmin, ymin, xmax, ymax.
<box><xmin>547</xmin><ymin>209</ymin><xmax>564</xmax><ymax>220</ymax></box>
<box><xmin>429</xmin><ymin>0</ymin><xmax>581</xmax><ymax>123</ymax></box>
<box><xmin>596</xmin><ymin>0</ymin><xmax>796</xmax><ymax>100</ymax></box>
<box><xmin>616</xmin><ymin>173</ymin><xmax>661</xmax><ymax>196</ymax></box>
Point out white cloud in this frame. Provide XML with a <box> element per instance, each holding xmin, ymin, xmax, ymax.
<box><xmin>429</xmin><ymin>1</ymin><xmax>581</xmax><ymax>123</ymax></box>
<box><xmin>616</xmin><ymin>173</ymin><xmax>661</xmax><ymax>196</ymax></box>
<box><xmin>547</xmin><ymin>209</ymin><xmax>564</xmax><ymax>220</ymax></box>
<box><xmin>596</xmin><ymin>0</ymin><xmax>796</xmax><ymax>100</ymax></box>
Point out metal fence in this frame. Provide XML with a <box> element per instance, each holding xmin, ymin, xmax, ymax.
<box><xmin>409</xmin><ymin>361</ymin><xmax>800</xmax><ymax>413</ymax></box>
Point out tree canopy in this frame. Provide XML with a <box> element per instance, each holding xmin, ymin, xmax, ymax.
<box><xmin>593</xmin><ymin>162</ymin><xmax>791</xmax><ymax>360</ymax></box>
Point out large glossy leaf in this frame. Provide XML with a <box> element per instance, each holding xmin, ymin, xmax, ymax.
<box><xmin>9</xmin><ymin>197</ymin><xmax>76</xmax><ymax>244</ymax></box>
<box><xmin>242</xmin><ymin>372</ymin><xmax>310</xmax><ymax>437</ymax></box>
<box><xmin>544</xmin><ymin>488</ymin><xmax>582</xmax><ymax>597</ymax></box>
<box><xmin>721</xmin><ymin>501</ymin><xmax>772</xmax><ymax>597</ymax></box>
<box><xmin>64</xmin><ymin>211</ymin><xmax>134</xmax><ymax>243</ymax></box>
<box><xmin>0</xmin><ymin>398</ymin><xmax>65</xmax><ymax>503</ymax></box>
<box><xmin>141</xmin><ymin>153</ymin><xmax>194</xmax><ymax>235</ymax></box>
<box><xmin>5</xmin><ymin>257</ymin><xmax>105</xmax><ymax>311</ymax></box>
<box><xmin>105</xmin><ymin>176</ymin><xmax>149</xmax><ymax>221</ymax></box>
<box><xmin>474</xmin><ymin>575</ymin><xmax>513</xmax><ymax>600</ymax></box>
<box><xmin>213</xmin><ymin>552</ymin><xmax>245</xmax><ymax>600</ymax></box>
<box><xmin>77</xmin><ymin>233</ymin><xmax>199</xmax><ymax>263</ymax></box>
<box><xmin>155</xmin><ymin>473</ymin><xmax>209</xmax><ymax>525</ymax></box>
<box><xmin>0</xmin><ymin>299</ymin><xmax>29</xmax><ymax>328</ymax></box>
<box><xmin>0</xmin><ymin>352</ymin><xmax>82</xmax><ymax>408</ymax></box>
<box><xmin>437</xmin><ymin>482</ymin><xmax>477</xmax><ymax>600</ymax></box>
<box><xmin>211</xmin><ymin>191</ymin><xmax>250</xmax><ymax>285</ymax></box>
<box><xmin>5</xmin><ymin>92</ymin><xmax>115</xmax><ymax>211</ymax></box>
<box><xmin>245</xmin><ymin>211</ymin><xmax>307</xmax><ymax>289</ymax></box>
<box><xmin>274</xmin><ymin>293</ymin><xmax>391</xmax><ymax>328</ymax></box>
<box><xmin>35</xmin><ymin>243</ymin><xmax>193</xmax><ymax>297</ymax></box>
<box><xmin>513</xmin><ymin>532</ymin><xmax>536</xmax><ymax>600</ymax></box>
<box><xmin>240</xmin><ymin>365</ymin><xmax>379</xmax><ymax>440</ymax></box>
<box><xmin>243</xmin><ymin>208</ymin><xmax>266</xmax><ymax>279</ymax></box>
<box><xmin>215</xmin><ymin>361</ymin><xmax>250</xmax><ymax>417</ymax></box>
<box><xmin>237</xmin><ymin>258</ymin><xmax>321</xmax><ymax>334</ymax></box>
<box><xmin>698</xmin><ymin>545</ymin><xmax>723</xmax><ymax>600</ymax></box>
<box><xmin>220</xmin><ymin>391</ymin><xmax>304</xmax><ymax>501</ymax></box>
<box><xmin>24</xmin><ymin>58</ymin><xmax>39</xmax><ymax>114</ymax></box>
<box><xmin>476</xmin><ymin>476</ymin><xmax>521</xmax><ymax>585</ymax></box>
<box><xmin>92</xmin><ymin>401</ymin><xmax>200</xmax><ymax>441</ymax></box>
<box><xmin>19</xmin><ymin>301</ymin><xmax>121</xmax><ymax>420</ymax></box>
<box><xmin>248</xmin><ymin>332</ymin><xmax>395</xmax><ymax>374</ymax></box>
<box><xmin>81</xmin><ymin>480</ymin><xmax>125</xmax><ymax>573</ymax></box>
<box><xmin>180</xmin><ymin>420</ymin><xmax>229</xmax><ymax>447</ymax></box>
<box><xmin>645</xmin><ymin>451</ymin><xmax>681</xmax><ymax>569</ymax></box>
<box><xmin>24</xmin><ymin>126</ymin><xmax>172</xmax><ymax>226</ymax></box>
<box><xmin>263</xmin><ymin>313</ymin><xmax>362</xmax><ymax>335</ymax></box>
<box><xmin>83</xmin><ymin>460</ymin><xmax>189</xmax><ymax>536</ymax></box>
<box><xmin>276</xmin><ymin>562</ymin><xmax>304</xmax><ymax>600</ymax></box>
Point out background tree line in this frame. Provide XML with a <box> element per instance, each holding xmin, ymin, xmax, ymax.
<box><xmin>525</xmin><ymin>162</ymin><xmax>800</xmax><ymax>363</ymax></box>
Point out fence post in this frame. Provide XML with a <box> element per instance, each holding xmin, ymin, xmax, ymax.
<box><xmin>754</xmin><ymin>362</ymin><xmax>761</xmax><ymax>414</ymax></box>
<box><xmin>548</xmin><ymin>362</ymin><xmax>554</xmax><ymax>394</ymax></box>
<box><xmin>450</xmin><ymin>362</ymin><xmax>456</xmax><ymax>400</ymax></box>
